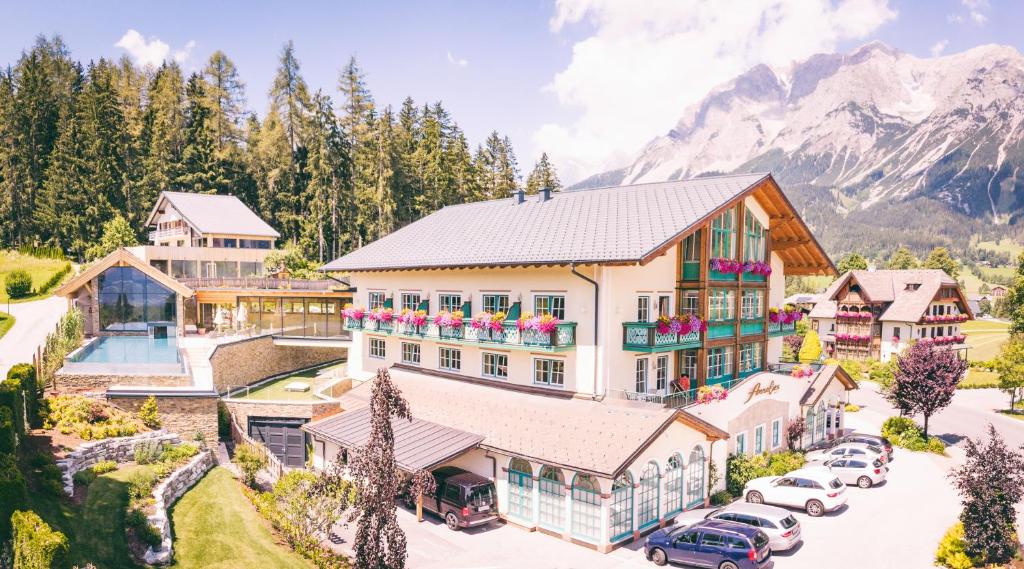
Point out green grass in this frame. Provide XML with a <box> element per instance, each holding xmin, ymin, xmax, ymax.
<box><xmin>235</xmin><ymin>362</ymin><xmax>345</xmax><ymax>401</ymax></box>
<box><xmin>961</xmin><ymin>369</ymin><xmax>999</xmax><ymax>388</ymax></box>
<box><xmin>959</xmin><ymin>270</ymin><xmax>992</xmax><ymax>295</ymax></box>
<box><xmin>0</xmin><ymin>311</ymin><xmax>14</xmax><ymax>340</ymax></box>
<box><xmin>976</xmin><ymin>239</ymin><xmax>1024</xmax><ymax>257</ymax></box>
<box><xmin>0</xmin><ymin>250</ymin><xmax>70</xmax><ymax>302</ymax></box>
<box><xmin>169</xmin><ymin>467</ymin><xmax>314</xmax><ymax>569</ymax></box>
<box><xmin>998</xmin><ymin>410</ymin><xmax>1024</xmax><ymax>421</ymax></box>
<box><xmin>963</xmin><ymin>319</ymin><xmax>1010</xmax><ymax>362</ymax></box>
<box><xmin>977</xmin><ymin>266</ymin><xmax>1016</xmax><ymax>283</ymax></box>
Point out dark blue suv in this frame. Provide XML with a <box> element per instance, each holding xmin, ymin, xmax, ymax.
<box><xmin>644</xmin><ymin>519</ymin><xmax>773</xmax><ymax>568</ymax></box>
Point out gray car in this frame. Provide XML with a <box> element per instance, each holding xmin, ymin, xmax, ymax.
<box><xmin>812</xmin><ymin>457</ymin><xmax>887</xmax><ymax>488</ymax></box>
<box><xmin>671</xmin><ymin>502</ymin><xmax>802</xmax><ymax>551</ymax></box>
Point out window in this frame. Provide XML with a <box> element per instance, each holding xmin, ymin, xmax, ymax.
<box><xmin>657</xmin><ymin>295</ymin><xmax>672</xmax><ymax>318</ymax></box>
<box><xmin>534</xmin><ymin>295</ymin><xmax>565</xmax><ymax>319</ymax></box>
<box><xmin>239</xmin><ymin>261</ymin><xmax>262</xmax><ymax>277</ymax></box>
<box><xmin>610</xmin><ymin>473</ymin><xmax>634</xmax><ymax>541</ymax></box>
<box><xmin>482</xmin><ymin>294</ymin><xmax>509</xmax><ymax>314</ymax></box>
<box><xmin>439</xmin><ymin>293</ymin><xmax>462</xmax><ymax>313</ymax></box>
<box><xmin>686</xmin><ymin>446</ymin><xmax>706</xmax><ymax>507</ymax></box>
<box><xmin>635</xmin><ymin>358</ymin><xmax>649</xmax><ymax>393</ymax></box>
<box><xmin>711</xmin><ymin>209</ymin><xmax>736</xmax><ymax>259</ymax></box>
<box><xmin>682</xmin><ymin>350</ymin><xmax>698</xmax><ymax>380</ymax></box>
<box><xmin>482</xmin><ymin>353</ymin><xmax>508</xmax><ymax>379</ymax></box>
<box><xmin>664</xmin><ymin>454</ymin><xmax>684</xmax><ymax>515</ymax></box>
<box><xmin>636</xmin><ymin>296</ymin><xmax>651</xmax><ymax>322</ymax></box>
<box><xmin>736</xmin><ymin>432</ymin><xmax>747</xmax><ymax>455</ymax></box>
<box><xmin>741</xmin><ymin>290</ymin><xmax>764</xmax><ymax>320</ymax></box>
<box><xmin>171</xmin><ymin>260</ymin><xmax>198</xmax><ymax>279</ymax></box>
<box><xmin>636</xmin><ymin>462</ymin><xmax>660</xmax><ymax>530</ymax></box>
<box><xmin>681</xmin><ymin>290</ymin><xmax>699</xmax><ymax>314</ymax></box>
<box><xmin>656</xmin><ymin>355</ymin><xmax>669</xmax><ymax>391</ymax></box>
<box><xmin>700</xmin><ymin>533</ymin><xmax>725</xmax><ymax>547</ymax></box>
<box><xmin>740</xmin><ymin>343</ymin><xmax>762</xmax><ymax>373</ymax></box>
<box><xmin>507</xmin><ymin>458</ymin><xmax>533</xmax><ymax>521</ymax></box>
<box><xmin>534</xmin><ymin>358</ymin><xmax>565</xmax><ymax>387</ymax></box>
<box><xmin>708</xmin><ymin>346</ymin><xmax>733</xmax><ymax>379</ymax></box>
<box><xmin>439</xmin><ymin>347</ymin><xmax>461</xmax><ymax>372</ymax></box>
<box><xmin>97</xmin><ymin>266</ymin><xmax>177</xmax><ymax>331</ymax></box>
<box><xmin>709</xmin><ymin>289</ymin><xmax>735</xmax><ymax>321</ymax></box>
<box><xmin>571</xmin><ymin>475</ymin><xmax>601</xmax><ymax>542</ymax></box>
<box><xmin>755</xmin><ymin>425</ymin><xmax>764</xmax><ymax>453</ymax></box>
<box><xmin>771</xmin><ymin>419</ymin><xmax>781</xmax><ymax>449</ymax></box>
<box><xmin>401</xmin><ymin>342</ymin><xmax>420</xmax><ymax>365</ymax></box>
<box><xmin>892</xmin><ymin>327</ymin><xmax>901</xmax><ymax>342</ymax></box>
<box><xmin>682</xmin><ymin>232</ymin><xmax>700</xmax><ymax>261</ymax></box>
<box><xmin>368</xmin><ymin>291</ymin><xmax>386</xmax><ymax>310</ymax></box>
<box><xmin>400</xmin><ymin>292</ymin><xmax>421</xmax><ymax>312</ymax></box>
<box><xmin>369</xmin><ymin>338</ymin><xmax>386</xmax><ymax>359</ymax></box>
<box><xmin>538</xmin><ymin>467</ymin><xmax>565</xmax><ymax>531</ymax></box>
<box><xmin>676</xmin><ymin>531</ymin><xmax>699</xmax><ymax>545</ymax></box>
<box><xmin>744</xmin><ymin>208</ymin><xmax>766</xmax><ymax>262</ymax></box>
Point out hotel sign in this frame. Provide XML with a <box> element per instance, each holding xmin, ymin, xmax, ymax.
<box><xmin>743</xmin><ymin>379</ymin><xmax>781</xmax><ymax>404</ymax></box>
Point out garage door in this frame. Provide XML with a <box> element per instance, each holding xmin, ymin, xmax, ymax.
<box><xmin>248</xmin><ymin>417</ymin><xmax>307</xmax><ymax>468</ymax></box>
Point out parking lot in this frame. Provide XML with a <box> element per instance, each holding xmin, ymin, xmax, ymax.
<box><xmin>345</xmin><ymin>409</ymin><xmax>960</xmax><ymax>569</ymax></box>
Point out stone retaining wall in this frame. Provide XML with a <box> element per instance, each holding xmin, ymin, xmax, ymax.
<box><xmin>111</xmin><ymin>395</ymin><xmax>219</xmax><ymax>448</ymax></box>
<box><xmin>210</xmin><ymin>335</ymin><xmax>343</xmax><ymax>393</ymax></box>
<box><xmin>56</xmin><ymin>430</ymin><xmax>181</xmax><ymax>496</ymax></box>
<box><xmin>144</xmin><ymin>450</ymin><xmax>216</xmax><ymax>565</ymax></box>
<box><xmin>54</xmin><ymin>372</ymin><xmax>191</xmax><ymax>394</ymax></box>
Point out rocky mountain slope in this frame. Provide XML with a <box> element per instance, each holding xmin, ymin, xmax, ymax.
<box><xmin>574</xmin><ymin>42</ymin><xmax>1024</xmax><ymax>258</ymax></box>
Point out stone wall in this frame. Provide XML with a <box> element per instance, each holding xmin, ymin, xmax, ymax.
<box><xmin>223</xmin><ymin>398</ymin><xmax>340</xmax><ymax>429</ymax></box>
<box><xmin>55</xmin><ymin>430</ymin><xmax>181</xmax><ymax>495</ymax></box>
<box><xmin>111</xmin><ymin>395</ymin><xmax>219</xmax><ymax>448</ymax></box>
<box><xmin>209</xmin><ymin>335</ymin><xmax>344</xmax><ymax>393</ymax></box>
<box><xmin>144</xmin><ymin>450</ymin><xmax>216</xmax><ymax>565</ymax></box>
<box><xmin>54</xmin><ymin>372</ymin><xmax>191</xmax><ymax>394</ymax></box>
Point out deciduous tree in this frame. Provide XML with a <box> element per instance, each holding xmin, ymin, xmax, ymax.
<box><xmin>888</xmin><ymin>341</ymin><xmax>967</xmax><ymax>436</ymax></box>
<box><xmin>994</xmin><ymin>336</ymin><xmax>1024</xmax><ymax>411</ymax></box>
<box><xmin>886</xmin><ymin>246</ymin><xmax>918</xmax><ymax>270</ymax></box>
<box><xmin>836</xmin><ymin>252</ymin><xmax>868</xmax><ymax>274</ymax></box>
<box><xmin>923</xmin><ymin>246</ymin><xmax>960</xmax><ymax>280</ymax></box>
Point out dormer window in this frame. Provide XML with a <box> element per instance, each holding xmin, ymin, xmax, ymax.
<box><xmin>905</xmin><ymin>283</ymin><xmax>920</xmax><ymax>291</ymax></box>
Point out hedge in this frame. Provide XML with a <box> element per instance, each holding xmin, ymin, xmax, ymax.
<box><xmin>0</xmin><ymin>406</ymin><xmax>15</xmax><ymax>455</ymax></box>
<box><xmin>7</xmin><ymin>363</ymin><xmax>39</xmax><ymax>429</ymax></box>
<box><xmin>0</xmin><ymin>453</ymin><xmax>28</xmax><ymax>543</ymax></box>
<box><xmin>36</xmin><ymin>263</ymin><xmax>71</xmax><ymax>295</ymax></box>
<box><xmin>11</xmin><ymin>510</ymin><xmax>69</xmax><ymax>569</ymax></box>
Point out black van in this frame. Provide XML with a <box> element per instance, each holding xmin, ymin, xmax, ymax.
<box><xmin>415</xmin><ymin>466</ymin><xmax>498</xmax><ymax>530</ymax></box>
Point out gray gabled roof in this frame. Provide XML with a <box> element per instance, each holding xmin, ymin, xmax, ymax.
<box><xmin>321</xmin><ymin>173</ymin><xmax>771</xmax><ymax>272</ymax></box>
<box><xmin>302</xmin><ymin>406</ymin><xmax>484</xmax><ymax>472</ymax></box>
<box><xmin>146</xmin><ymin>191</ymin><xmax>280</xmax><ymax>238</ymax></box>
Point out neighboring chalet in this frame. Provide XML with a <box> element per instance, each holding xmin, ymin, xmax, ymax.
<box><xmin>311</xmin><ymin>173</ymin><xmax>853</xmax><ymax>552</ymax></box>
<box><xmin>808</xmin><ymin>269</ymin><xmax>972</xmax><ymax>362</ymax></box>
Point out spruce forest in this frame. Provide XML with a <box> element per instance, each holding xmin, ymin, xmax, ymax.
<box><xmin>0</xmin><ymin>36</ymin><xmax>562</xmax><ymax>262</ymax></box>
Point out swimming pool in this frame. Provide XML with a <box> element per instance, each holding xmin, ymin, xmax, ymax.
<box><xmin>65</xmin><ymin>335</ymin><xmax>186</xmax><ymax>375</ymax></box>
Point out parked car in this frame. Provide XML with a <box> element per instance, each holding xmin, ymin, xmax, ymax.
<box><xmin>805</xmin><ymin>434</ymin><xmax>894</xmax><ymax>461</ymax></box>
<box><xmin>408</xmin><ymin>466</ymin><xmax>498</xmax><ymax>530</ymax></box>
<box><xmin>645</xmin><ymin>519</ymin><xmax>774</xmax><ymax>568</ymax></box>
<box><xmin>743</xmin><ymin>468</ymin><xmax>847</xmax><ymax>517</ymax></box>
<box><xmin>805</xmin><ymin>442</ymin><xmax>887</xmax><ymax>464</ymax></box>
<box><xmin>671</xmin><ymin>502</ymin><xmax>802</xmax><ymax>552</ymax></box>
<box><xmin>810</xmin><ymin>457</ymin><xmax>887</xmax><ymax>488</ymax></box>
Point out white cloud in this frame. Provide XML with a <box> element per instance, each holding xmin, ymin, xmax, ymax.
<box><xmin>446</xmin><ymin>50</ymin><xmax>468</xmax><ymax>67</ymax></box>
<box><xmin>930</xmin><ymin>39</ymin><xmax>949</xmax><ymax>57</ymax></box>
<box><xmin>949</xmin><ymin>0</ymin><xmax>989</xmax><ymax>25</ymax></box>
<box><xmin>115</xmin><ymin>29</ymin><xmax>195</xmax><ymax>68</ymax></box>
<box><xmin>535</xmin><ymin>0</ymin><xmax>898</xmax><ymax>183</ymax></box>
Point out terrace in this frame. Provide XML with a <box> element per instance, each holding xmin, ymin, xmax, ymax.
<box><xmin>350</xmin><ymin>315</ymin><xmax>576</xmax><ymax>352</ymax></box>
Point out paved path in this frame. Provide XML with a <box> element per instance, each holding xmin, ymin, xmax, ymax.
<box><xmin>0</xmin><ymin>296</ymin><xmax>65</xmax><ymax>378</ymax></box>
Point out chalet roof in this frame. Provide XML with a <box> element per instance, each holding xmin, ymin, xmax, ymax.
<box><xmin>321</xmin><ymin>173</ymin><xmax>834</xmax><ymax>276</ymax></box>
<box><xmin>812</xmin><ymin>269</ymin><xmax>971</xmax><ymax>322</ymax></box>
<box><xmin>145</xmin><ymin>191</ymin><xmax>280</xmax><ymax>238</ymax></box>
<box><xmin>332</xmin><ymin>367</ymin><xmax>727</xmax><ymax>479</ymax></box>
<box><xmin>302</xmin><ymin>407</ymin><xmax>484</xmax><ymax>472</ymax></box>
<box><xmin>54</xmin><ymin>248</ymin><xmax>194</xmax><ymax>298</ymax></box>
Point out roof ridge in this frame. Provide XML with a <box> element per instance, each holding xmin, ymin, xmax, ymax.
<box><xmin>565</xmin><ymin>171</ymin><xmax>771</xmax><ymax>194</ymax></box>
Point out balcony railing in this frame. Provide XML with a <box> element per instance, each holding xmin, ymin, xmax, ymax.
<box><xmin>622</xmin><ymin>322</ymin><xmax>701</xmax><ymax>352</ymax></box>
<box><xmin>350</xmin><ymin>317</ymin><xmax>577</xmax><ymax>352</ymax></box>
<box><xmin>767</xmin><ymin>321</ymin><xmax>797</xmax><ymax>337</ymax></box>
<box><xmin>618</xmin><ymin>388</ymin><xmax>698</xmax><ymax>409</ymax></box>
<box><xmin>177</xmin><ymin>277</ymin><xmax>340</xmax><ymax>291</ymax></box>
<box><xmin>707</xmin><ymin>320</ymin><xmax>735</xmax><ymax>340</ymax></box>
<box><xmin>149</xmin><ymin>226</ymin><xmax>190</xmax><ymax>241</ymax></box>
<box><xmin>740</xmin><ymin>320</ymin><xmax>764</xmax><ymax>336</ymax></box>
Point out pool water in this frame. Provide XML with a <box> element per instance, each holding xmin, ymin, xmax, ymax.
<box><xmin>71</xmin><ymin>335</ymin><xmax>181</xmax><ymax>365</ymax></box>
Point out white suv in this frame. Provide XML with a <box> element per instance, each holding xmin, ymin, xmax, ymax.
<box><xmin>805</xmin><ymin>442</ymin><xmax>887</xmax><ymax>465</ymax></box>
<box><xmin>743</xmin><ymin>468</ymin><xmax>848</xmax><ymax>516</ymax></box>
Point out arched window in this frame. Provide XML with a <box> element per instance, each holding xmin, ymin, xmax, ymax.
<box><xmin>664</xmin><ymin>453</ymin><xmax>684</xmax><ymax>516</ymax></box>
<box><xmin>686</xmin><ymin>446</ymin><xmax>706</xmax><ymax>508</ymax></box>
<box><xmin>610</xmin><ymin>472</ymin><xmax>634</xmax><ymax>542</ymax></box>
<box><xmin>571</xmin><ymin>474</ymin><xmax>601</xmax><ymax>542</ymax></box>
<box><xmin>507</xmin><ymin>458</ymin><xmax>533</xmax><ymax>521</ymax></box>
<box><xmin>538</xmin><ymin>466</ymin><xmax>565</xmax><ymax>531</ymax></box>
<box><xmin>637</xmin><ymin>462</ymin><xmax>660</xmax><ymax>529</ymax></box>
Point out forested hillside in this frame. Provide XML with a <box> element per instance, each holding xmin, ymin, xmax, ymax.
<box><xmin>0</xmin><ymin>36</ymin><xmax>560</xmax><ymax>262</ymax></box>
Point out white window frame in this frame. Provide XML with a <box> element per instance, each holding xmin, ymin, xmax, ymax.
<box><xmin>482</xmin><ymin>293</ymin><xmax>510</xmax><ymax>314</ymax></box>
<box><xmin>400</xmin><ymin>342</ymin><xmax>420</xmax><ymax>365</ymax></box>
<box><xmin>400</xmin><ymin>291</ymin><xmax>422</xmax><ymax>312</ymax></box>
<box><xmin>369</xmin><ymin>337</ymin><xmax>386</xmax><ymax>359</ymax></box>
<box><xmin>482</xmin><ymin>352</ymin><xmax>508</xmax><ymax>379</ymax></box>
<box><xmin>636</xmin><ymin>295</ymin><xmax>651</xmax><ymax>322</ymax></box>
<box><xmin>655</xmin><ymin>355</ymin><xmax>669</xmax><ymax>392</ymax></box>
<box><xmin>438</xmin><ymin>293</ymin><xmax>463</xmax><ymax>313</ymax></box>
<box><xmin>439</xmin><ymin>346</ymin><xmax>461</xmax><ymax>372</ymax></box>
<box><xmin>635</xmin><ymin>358</ymin><xmax>649</xmax><ymax>393</ymax></box>
<box><xmin>741</xmin><ymin>290</ymin><xmax>763</xmax><ymax>320</ymax></box>
<box><xmin>368</xmin><ymin>291</ymin><xmax>387</xmax><ymax>310</ymax></box>
<box><xmin>657</xmin><ymin>294</ymin><xmax>672</xmax><ymax>318</ymax></box>
<box><xmin>533</xmin><ymin>294</ymin><xmax>566</xmax><ymax>320</ymax></box>
<box><xmin>533</xmin><ymin>357</ymin><xmax>565</xmax><ymax>388</ymax></box>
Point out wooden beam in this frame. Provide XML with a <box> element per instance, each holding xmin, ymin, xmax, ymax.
<box><xmin>772</xmin><ymin>238</ymin><xmax>812</xmax><ymax>250</ymax></box>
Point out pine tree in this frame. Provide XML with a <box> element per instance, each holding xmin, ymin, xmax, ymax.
<box><xmin>337</xmin><ymin>56</ymin><xmax>374</xmax><ymax>149</ymax></box>
<box><xmin>201</xmin><ymin>50</ymin><xmax>247</xmax><ymax>151</ymax></box>
<box><xmin>302</xmin><ymin>91</ymin><xmax>353</xmax><ymax>261</ymax></box>
<box><xmin>525</xmin><ymin>152</ymin><xmax>561</xmax><ymax>194</ymax></box>
<box><xmin>176</xmin><ymin>73</ymin><xmax>225</xmax><ymax>193</ymax></box>
<box><xmin>269</xmin><ymin>41</ymin><xmax>309</xmax><ymax>152</ymax></box>
<box><xmin>139</xmin><ymin>62</ymin><xmax>185</xmax><ymax>223</ymax></box>
<box><xmin>356</xmin><ymin>108</ymin><xmax>398</xmax><ymax>242</ymax></box>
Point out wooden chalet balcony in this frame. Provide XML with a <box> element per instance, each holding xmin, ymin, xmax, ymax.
<box><xmin>622</xmin><ymin>322</ymin><xmax>701</xmax><ymax>352</ymax></box>
<box><xmin>177</xmin><ymin>276</ymin><xmax>341</xmax><ymax>291</ymax></box>
<box><xmin>149</xmin><ymin>226</ymin><xmax>190</xmax><ymax>241</ymax></box>
<box><xmin>767</xmin><ymin>321</ymin><xmax>797</xmax><ymax>337</ymax></box>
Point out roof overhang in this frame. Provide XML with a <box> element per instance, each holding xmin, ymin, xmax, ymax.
<box><xmin>54</xmin><ymin>248</ymin><xmax>195</xmax><ymax>298</ymax></box>
<box><xmin>145</xmin><ymin>192</ymin><xmax>201</xmax><ymax>235</ymax></box>
<box><xmin>800</xmin><ymin>364</ymin><xmax>858</xmax><ymax>406</ymax></box>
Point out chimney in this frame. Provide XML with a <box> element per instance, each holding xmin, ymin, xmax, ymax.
<box><xmin>514</xmin><ymin>189</ymin><xmax>525</xmax><ymax>204</ymax></box>
<box><xmin>539</xmin><ymin>187</ymin><xmax>552</xmax><ymax>202</ymax></box>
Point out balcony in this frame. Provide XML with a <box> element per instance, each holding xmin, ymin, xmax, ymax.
<box><xmin>149</xmin><ymin>226</ymin><xmax>190</xmax><ymax>241</ymax></box>
<box><xmin>706</xmin><ymin>320</ymin><xmax>735</xmax><ymax>340</ymax></box>
<box><xmin>740</xmin><ymin>320</ymin><xmax>764</xmax><ymax>336</ymax></box>
<box><xmin>618</xmin><ymin>388</ymin><xmax>697</xmax><ymax>409</ymax></box>
<box><xmin>177</xmin><ymin>276</ymin><xmax>342</xmax><ymax>292</ymax></box>
<box><xmin>622</xmin><ymin>322</ymin><xmax>701</xmax><ymax>352</ymax></box>
<box><xmin>767</xmin><ymin>321</ymin><xmax>797</xmax><ymax>337</ymax></box>
<box><xmin>351</xmin><ymin>317</ymin><xmax>577</xmax><ymax>352</ymax></box>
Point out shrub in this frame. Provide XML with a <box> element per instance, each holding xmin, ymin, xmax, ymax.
<box><xmin>0</xmin><ymin>454</ymin><xmax>28</xmax><ymax>542</ymax></box>
<box><xmin>882</xmin><ymin>416</ymin><xmax>945</xmax><ymax>454</ymax></box>
<box><xmin>92</xmin><ymin>460</ymin><xmax>117</xmax><ymax>474</ymax></box>
<box><xmin>8</xmin><ymin>363</ymin><xmax>40</xmax><ymax>429</ymax></box>
<box><xmin>5</xmin><ymin>270</ymin><xmax>33</xmax><ymax>299</ymax></box>
<box><xmin>798</xmin><ymin>330</ymin><xmax>822</xmax><ymax>362</ymax></box>
<box><xmin>36</xmin><ymin>263</ymin><xmax>71</xmax><ymax>294</ymax></box>
<box><xmin>844</xmin><ymin>403</ymin><xmax>861</xmax><ymax>412</ymax></box>
<box><xmin>234</xmin><ymin>443</ymin><xmax>268</xmax><ymax>487</ymax></box>
<box><xmin>935</xmin><ymin>523</ymin><xmax>976</xmax><ymax>569</ymax></box>
<box><xmin>726</xmin><ymin>451</ymin><xmax>806</xmax><ymax>496</ymax></box>
<box><xmin>0</xmin><ymin>377</ymin><xmax>26</xmax><ymax>439</ymax></box>
<box><xmin>72</xmin><ymin>469</ymin><xmax>97</xmax><ymax>487</ymax></box>
<box><xmin>137</xmin><ymin>395</ymin><xmax>161</xmax><ymax>429</ymax></box>
<box><xmin>134</xmin><ymin>440</ymin><xmax>165</xmax><ymax>465</ymax></box>
<box><xmin>834</xmin><ymin>358</ymin><xmax>864</xmax><ymax>379</ymax></box>
<box><xmin>159</xmin><ymin>443</ymin><xmax>199</xmax><ymax>464</ymax></box>
<box><xmin>217</xmin><ymin>401</ymin><xmax>231</xmax><ymax>440</ymax></box>
<box><xmin>709</xmin><ymin>490</ymin><xmax>733</xmax><ymax>506</ymax></box>
<box><xmin>11</xmin><ymin>510</ymin><xmax>68</xmax><ymax>569</ymax></box>
<box><xmin>0</xmin><ymin>406</ymin><xmax>15</xmax><ymax>454</ymax></box>
<box><xmin>127</xmin><ymin>469</ymin><xmax>157</xmax><ymax>503</ymax></box>
<box><xmin>44</xmin><ymin>395</ymin><xmax>142</xmax><ymax>440</ymax></box>
<box><xmin>126</xmin><ymin>508</ymin><xmax>161</xmax><ymax>548</ymax></box>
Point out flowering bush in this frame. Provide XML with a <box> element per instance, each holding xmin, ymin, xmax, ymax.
<box><xmin>471</xmin><ymin>311</ymin><xmax>506</xmax><ymax>332</ymax></box>
<box><xmin>397</xmin><ymin>308</ymin><xmax>427</xmax><ymax>327</ymax></box>
<box><xmin>836</xmin><ymin>311</ymin><xmax>872</xmax><ymax>320</ymax></box>
<box><xmin>655</xmin><ymin>314</ymin><xmax>707</xmax><ymax>335</ymax></box>
<box><xmin>367</xmin><ymin>307</ymin><xmax>394</xmax><ymax>323</ymax></box>
<box><xmin>517</xmin><ymin>312</ymin><xmax>561</xmax><ymax>334</ymax></box>
<box><xmin>769</xmin><ymin>305</ymin><xmax>804</xmax><ymax>324</ymax></box>
<box><xmin>696</xmin><ymin>385</ymin><xmax>728</xmax><ymax>404</ymax></box>
<box><xmin>790</xmin><ymin>364</ymin><xmax>815</xmax><ymax>378</ymax></box>
<box><xmin>923</xmin><ymin>314</ymin><xmax>969</xmax><ymax>323</ymax></box>
<box><xmin>433</xmin><ymin>310</ymin><xmax>464</xmax><ymax>329</ymax></box>
<box><xmin>341</xmin><ymin>304</ymin><xmax>366</xmax><ymax>322</ymax></box>
<box><xmin>710</xmin><ymin>258</ymin><xmax>772</xmax><ymax>276</ymax></box>
<box><xmin>835</xmin><ymin>333</ymin><xmax>871</xmax><ymax>343</ymax></box>
<box><xmin>919</xmin><ymin>335</ymin><xmax>966</xmax><ymax>346</ymax></box>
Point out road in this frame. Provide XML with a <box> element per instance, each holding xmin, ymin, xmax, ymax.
<box><xmin>0</xmin><ymin>295</ymin><xmax>66</xmax><ymax>378</ymax></box>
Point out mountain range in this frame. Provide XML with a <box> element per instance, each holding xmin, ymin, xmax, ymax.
<box><xmin>572</xmin><ymin>41</ymin><xmax>1024</xmax><ymax>261</ymax></box>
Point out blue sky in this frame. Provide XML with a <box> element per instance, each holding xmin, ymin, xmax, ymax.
<box><xmin>3</xmin><ymin>0</ymin><xmax>1022</xmax><ymax>183</ymax></box>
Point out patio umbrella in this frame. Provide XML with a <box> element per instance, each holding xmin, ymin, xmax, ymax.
<box><xmin>236</xmin><ymin>303</ymin><xmax>248</xmax><ymax>329</ymax></box>
<box><xmin>213</xmin><ymin>307</ymin><xmax>225</xmax><ymax>328</ymax></box>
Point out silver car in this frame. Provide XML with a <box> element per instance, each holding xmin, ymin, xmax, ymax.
<box><xmin>671</xmin><ymin>501</ymin><xmax>802</xmax><ymax>551</ymax></box>
<box><xmin>805</xmin><ymin>442</ymin><xmax>886</xmax><ymax>464</ymax></box>
<box><xmin>813</xmin><ymin>457</ymin><xmax>887</xmax><ymax>488</ymax></box>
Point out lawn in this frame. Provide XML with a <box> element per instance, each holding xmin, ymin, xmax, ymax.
<box><xmin>976</xmin><ymin>238</ymin><xmax>1024</xmax><ymax>258</ymax></box>
<box><xmin>169</xmin><ymin>467</ymin><xmax>314</xmax><ymax>569</ymax></box>
<box><xmin>0</xmin><ymin>311</ymin><xmax>14</xmax><ymax>340</ymax></box>
<box><xmin>0</xmin><ymin>250</ymin><xmax>71</xmax><ymax>302</ymax></box>
<box><xmin>961</xmin><ymin>369</ymin><xmax>999</xmax><ymax>388</ymax></box>
<box><xmin>235</xmin><ymin>361</ymin><xmax>346</xmax><ymax>401</ymax></box>
<box><xmin>963</xmin><ymin>319</ymin><xmax>1010</xmax><ymax>362</ymax></box>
